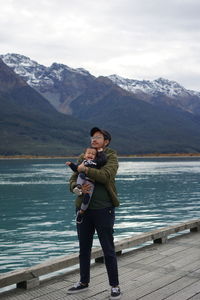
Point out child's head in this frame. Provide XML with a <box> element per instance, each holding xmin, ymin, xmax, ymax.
<box><xmin>84</xmin><ymin>147</ymin><xmax>97</xmax><ymax>160</ymax></box>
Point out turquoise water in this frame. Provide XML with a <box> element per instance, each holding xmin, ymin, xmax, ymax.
<box><xmin>1</xmin><ymin>157</ymin><xmax>200</xmax><ymax>273</ymax></box>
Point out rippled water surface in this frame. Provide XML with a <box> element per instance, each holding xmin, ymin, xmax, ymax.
<box><xmin>1</xmin><ymin>157</ymin><xmax>200</xmax><ymax>273</ymax></box>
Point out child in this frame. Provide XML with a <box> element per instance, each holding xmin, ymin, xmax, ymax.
<box><xmin>66</xmin><ymin>147</ymin><xmax>107</xmax><ymax>224</ymax></box>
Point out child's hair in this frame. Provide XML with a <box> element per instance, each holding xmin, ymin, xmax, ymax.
<box><xmin>84</xmin><ymin>146</ymin><xmax>97</xmax><ymax>153</ymax></box>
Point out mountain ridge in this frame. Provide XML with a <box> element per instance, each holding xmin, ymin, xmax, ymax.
<box><xmin>108</xmin><ymin>74</ymin><xmax>200</xmax><ymax>116</ymax></box>
<box><xmin>0</xmin><ymin>58</ymin><xmax>91</xmax><ymax>156</ymax></box>
<box><xmin>69</xmin><ymin>76</ymin><xmax>200</xmax><ymax>154</ymax></box>
<box><xmin>108</xmin><ymin>74</ymin><xmax>200</xmax><ymax>98</ymax></box>
<box><xmin>1</xmin><ymin>53</ymin><xmax>95</xmax><ymax>114</ymax></box>
<box><xmin>1</xmin><ymin>53</ymin><xmax>200</xmax><ymax>155</ymax></box>
<box><xmin>2</xmin><ymin>53</ymin><xmax>200</xmax><ymax>117</ymax></box>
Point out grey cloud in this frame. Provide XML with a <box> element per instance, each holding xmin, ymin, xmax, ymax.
<box><xmin>0</xmin><ymin>0</ymin><xmax>200</xmax><ymax>90</ymax></box>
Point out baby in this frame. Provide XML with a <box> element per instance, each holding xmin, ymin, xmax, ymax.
<box><xmin>66</xmin><ymin>147</ymin><xmax>107</xmax><ymax>223</ymax></box>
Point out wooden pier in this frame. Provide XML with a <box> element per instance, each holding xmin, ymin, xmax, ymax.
<box><xmin>0</xmin><ymin>219</ymin><xmax>200</xmax><ymax>299</ymax></box>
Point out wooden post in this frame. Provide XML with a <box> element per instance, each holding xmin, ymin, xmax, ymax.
<box><xmin>17</xmin><ymin>277</ymin><xmax>39</xmax><ymax>290</ymax></box>
<box><xmin>190</xmin><ymin>225</ymin><xmax>200</xmax><ymax>232</ymax></box>
<box><xmin>154</xmin><ymin>236</ymin><xmax>167</xmax><ymax>244</ymax></box>
<box><xmin>17</xmin><ymin>271</ymin><xmax>40</xmax><ymax>290</ymax></box>
<box><xmin>95</xmin><ymin>256</ymin><xmax>104</xmax><ymax>263</ymax></box>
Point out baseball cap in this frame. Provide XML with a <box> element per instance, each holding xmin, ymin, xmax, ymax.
<box><xmin>90</xmin><ymin>127</ymin><xmax>111</xmax><ymax>142</ymax></box>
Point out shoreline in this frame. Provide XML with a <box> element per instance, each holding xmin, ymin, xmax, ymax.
<box><xmin>1</xmin><ymin>153</ymin><xmax>200</xmax><ymax>159</ymax></box>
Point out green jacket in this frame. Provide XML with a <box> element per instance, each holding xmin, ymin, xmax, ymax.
<box><xmin>69</xmin><ymin>147</ymin><xmax>120</xmax><ymax>208</ymax></box>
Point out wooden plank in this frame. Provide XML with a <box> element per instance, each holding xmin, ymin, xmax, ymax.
<box><xmin>117</xmin><ymin>236</ymin><xmax>200</xmax><ymax>298</ymax></box>
<box><xmin>189</xmin><ymin>294</ymin><xmax>200</xmax><ymax>300</ymax></box>
<box><xmin>120</xmin><ymin>270</ymin><xmax>186</xmax><ymax>299</ymax></box>
<box><xmin>165</xmin><ymin>280</ymin><xmax>200</xmax><ymax>300</ymax></box>
<box><xmin>0</xmin><ymin>252</ymin><xmax>79</xmax><ymax>288</ymax></box>
<box><xmin>119</xmin><ymin>251</ymin><xmax>193</xmax><ymax>293</ymax></box>
<box><xmin>120</xmin><ymin>252</ymin><xmax>200</xmax><ymax>299</ymax></box>
<box><xmin>137</xmin><ymin>244</ymin><xmax>200</xmax><ymax>269</ymax></box>
<box><xmin>118</xmin><ymin>232</ymin><xmax>199</xmax><ymax>270</ymax></box>
<box><xmin>1</xmin><ymin>231</ymin><xmax>200</xmax><ymax>300</ymax></box>
<box><xmin>114</xmin><ymin>219</ymin><xmax>200</xmax><ymax>253</ymax></box>
<box><xmin>138</xmin><ymin>272</ymin><xmax>200</xmax><ymax>300</ymax></box>
<box><xmin>0</xmin><ymin>219</ymin><xmax>199</xmax><ymax>289</ymax></box>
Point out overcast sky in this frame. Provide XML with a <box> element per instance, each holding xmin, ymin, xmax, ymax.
<box><xmin>1</xmin><ymin>0</ymin><xmax>200</xmax><ymax>91</ymax></box>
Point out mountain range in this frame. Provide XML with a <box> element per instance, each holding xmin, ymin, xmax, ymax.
<box><xmin>0</xmin><ymin>58</ymin><xmax>90</xmax><ymax>156</ymax></box>
<box><xmin>1</xmin><ymin>53</ymin><xmax>200</xmax><ymax>156</ymax></box>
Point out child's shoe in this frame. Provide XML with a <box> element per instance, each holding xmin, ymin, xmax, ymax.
<box><xmin>76</xmin><ymin>211</ymin><xmax>83</xmax><ymax>224</ymax></box>
<box><xmin>73</xmin><ymin>185</ymin><xmax>82</xmax><ymax>196</ymax></box>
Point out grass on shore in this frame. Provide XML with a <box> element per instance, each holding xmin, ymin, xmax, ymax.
<box><xmin>1</xmin><ymin>153</ymin><xmax>200</xmax><ymax>159</ymax></box>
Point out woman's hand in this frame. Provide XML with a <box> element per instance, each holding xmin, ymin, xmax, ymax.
<box><xmin>77</xmin><ymin>163</ymin><xmax>88</xmax><ymax>174</ymax></box>
<box><xmin>81</xmin><ymin>183</ymin><xmax>91</xmax><ymax>193</ymax></box>
<box><xmin>77</xmin><ymin>162</ymin><xmax>85</xmax><ymax>172</ymax></box>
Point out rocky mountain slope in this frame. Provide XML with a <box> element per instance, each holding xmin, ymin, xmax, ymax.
<box><xmin>108</xmin><ymin>75</ymin><xmax>200</xmax><ymax>115</ymax></box>
<box><xmin>0</xmin><ymin>58</ymin><xmax>90</xmax><ymax>156</ymax></box>
<box><xmin>69</xmin><ymin>76</ymin><xmax>200</xmax><ymax>154</ymax></box>
<box><xmin>1</xmin><ymin>53</ymin><xmax>200</xmax><ymax>155</ymax></box>
<box><xmin>2</xmin><ymin>53</ymin><xmax>200</xmax><ymax>116</ymax></box>
<box><xmin>1</xmin><ymin>53</ymin><xmax>95</xmax><ymax>114</ymax></box>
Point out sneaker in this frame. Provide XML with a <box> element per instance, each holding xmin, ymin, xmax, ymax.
<box><xmin>67</xmin><ymin>282</ymin><xmax>88</xmax><ymax>294</ymax></box>
<box><xmin>73</xmin><ymin>185</ymin><xmax>82</xmax><ymax>196</ymax></box>
<box><xmin>76</xmin><ymin>211</ymin><xmax>83</xmax><ymax>224</ymax></box>
<box><xmin>110</xmin><ymin>286</ymin><xmax>121</xmax><ymax>299</ymax></box>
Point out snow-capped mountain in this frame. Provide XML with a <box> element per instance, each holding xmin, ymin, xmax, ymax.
<box><xmin>108</xmin><ymin>74</ymin><xmax>200</xmax><ymax>99</ymax></box>
<box><xmin>1</xmin><ymin>53</ymin><xmax>200</xmax><ymax>116</ymax></box>
<box><xmin>108</xmin><ymin>74</ymin><xmax>200</xmax><ymax>115</ymax></box>
<box><xmin>2</xmin><ymin>54</ymin><xmax>200</xmax><ymax>155</ymax></box>
<box><xmin>1</xmin><ymin>53</ymin><xmax>47</xmax><ymax>88</ymax></box>
<box><xmin>1</xmin><ymin>53</ymin><xmax>91</xmax><ymax>87</ymax></box>
<box><xmin>0</xmin><ymin>53</ymin><xmax>94</xmax><ymax>114</ymax></box>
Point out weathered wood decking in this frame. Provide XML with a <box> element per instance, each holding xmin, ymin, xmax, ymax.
<box><xmin>1</xmin><ymin>219</ymin><xmax>200</xmax><ymax>299</ymax></box>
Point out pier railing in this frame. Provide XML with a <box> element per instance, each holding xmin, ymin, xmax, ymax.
<box><xmin>0</xmin><ymin>219</ymin><xmax>200</xmax><ymax>290</ymax></box>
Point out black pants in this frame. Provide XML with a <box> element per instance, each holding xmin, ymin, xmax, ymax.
<box><xmin>76</xmin><ymin>207</ymin><xmax>119</xmax><ymax>287</ymax></box>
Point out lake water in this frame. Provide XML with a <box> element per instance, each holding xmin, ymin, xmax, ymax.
<box><xmin>1</xmin><ymin>157</ymin><xmax>200</xmax><ymax>274</ymax></box>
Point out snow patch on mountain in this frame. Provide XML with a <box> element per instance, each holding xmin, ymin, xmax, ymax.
<box><xmin>2</xmin><ymin>53</ymin><xmax>200</xmax><ymax>99</ymax></box>
<box><xmin>108</xmin><ymin>74</ymin><xmax>200</xmax><ymax>98</ymax></box>
<box><xmin>1</xmin><ymin>53</ymin><xmax>91</xmax><ymax>88</ymax></box>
